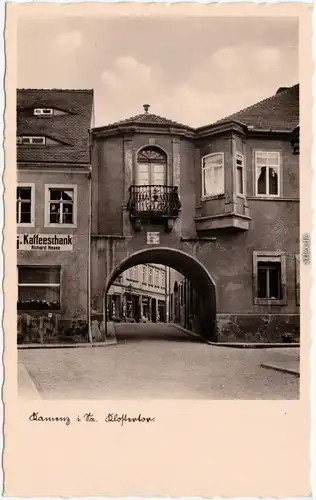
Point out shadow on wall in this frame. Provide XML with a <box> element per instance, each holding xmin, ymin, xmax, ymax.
<box><xmin>104</xmin><ymin>247</ymin><xmax>217</xmax><ymax>342</ymax></box>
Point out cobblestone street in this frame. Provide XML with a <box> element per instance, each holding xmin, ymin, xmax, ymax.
<box><xmin>18</xmin><ymin>324</ymin><xmax>299</xmax><ymax>400</ymax></box>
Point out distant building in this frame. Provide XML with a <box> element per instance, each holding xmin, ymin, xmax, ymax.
<box><xmin>107</xmin><ymin>264</ymin><xmax>168</xmax><ymax>323</ymax></box>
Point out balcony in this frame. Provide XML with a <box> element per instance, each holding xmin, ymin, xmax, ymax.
<box><xmin>127</xmin><ymin>185</ymin><xmax>181</xmax><ymax>230</ymax></box>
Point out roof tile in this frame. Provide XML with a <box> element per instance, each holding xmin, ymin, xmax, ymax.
<box><xmin>94</xmin><ymin>111</ymin><xmax>190</xmax><ymax>131</ymax></box>
<box><xmin>17</xmin><ymin>89</ymin><xmax>94</xmax><ymax>164</ymax></box>
<box><xmin>208</xmin><ymin>84</ymin><xmax>299</xmax><ymax>132</ymax></box>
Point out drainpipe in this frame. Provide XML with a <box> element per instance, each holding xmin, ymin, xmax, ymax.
<box><xmin>87</xmin><ymin>131</ymin><xmax>93</xmax><ymax>344</ymax></box>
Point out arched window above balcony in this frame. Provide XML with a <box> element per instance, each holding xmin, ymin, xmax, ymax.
<box><xmin>137</xmin><ymin>146</ymin><xmax>167</xmax><ymax>186</ymax></box>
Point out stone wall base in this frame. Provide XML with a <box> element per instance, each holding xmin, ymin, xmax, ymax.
<box><xmin>216</xmin><ymin>314</ymin><xmax>300</xmax><ymax>343</ymax></box>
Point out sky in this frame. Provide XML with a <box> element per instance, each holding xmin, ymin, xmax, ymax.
<box><xmin>17</xmin><ymin>15</ymin><xmax>298</xmax><ymax>128</ymax></box>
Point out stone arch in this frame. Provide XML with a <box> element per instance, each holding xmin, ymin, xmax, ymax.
<box><xmin>104</xmin><ymin>247</ymin><xmax>217</xmax><ymax>341</ymax></box>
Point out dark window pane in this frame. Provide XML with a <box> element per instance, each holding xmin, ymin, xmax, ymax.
<box><xmin>257</xmin><ymin>167</ymin><xmax>267</xmax><ymax>194</ymax></box>
<box><xmin>50</xmin><ymin>189</ymin><xmax>62</xmax><ymax>201</ymax></box>
<box><xmin>50</xmin><ymin>213</ymin><xmax>60</xmax><ymax>224</ymax></box>
<box><xmin>61</xmin><ymin>190</ymin><xmax>73</xmax><ymax>201</ymax></box>
<box><xmin>19</xmin><ymin>267</ymin><xmax>60</xmax><ymax>284</ymax></box>
<box><xmin>63</xmin><ymin>203</ymin><xmax>73</xmax><ymax>214</ymax></box>
<box><xmin>269</xmin><ymin>264</ymin><xmax>281</xmax><ymax>299</ymax></box>
<box><xmin>18</xmin><ymin>284</ymin><xmax>60</xmax><ymax>311</ymax></box>
<box><xmin>269</xmin><ymin>168</ymin><xmax>278</xmax><ymax>195</ymax></box>
<box><xmin>20</xmin><ymin>211</ymin><xmax>31</xmax><ymax>223</ymax></box>
<box><xmin>257</xmin><ymin>261</ymin><xmax>281</xmax><ymax>299</ymax></box>
<box><xmin>17</xmin><ymin>187</ymin><xmax>31</xmax><ymax>200</ymax></box>
<box><xmin>237</xmin><ymin>167</ymin><xmax>243</xmax><ymax>194</ymax></box>
<box><xmin>21</xmin><ymin>201</ymin><xmax>31</xmax><ymax>213</ymax></box>
<box><xmin>50</xmin><ymin>203</ymin><xmax>59</xmax><ymax>213</ymax></box>
<box><xmin>257</xmin><ymin>267</ymin><xmax>267</xmax><ymax>298</ymax></box>
<box><xmin>63</xmin><ymin>212</ymin><xmax>73</xmax><ymax>224</ymax></box>
<box><xmin>18</xmin><ymin>286</ymin><xmax>60</xmax><ymax>302</ymax></box>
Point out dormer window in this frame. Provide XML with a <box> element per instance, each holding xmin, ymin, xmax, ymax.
<box><xmin>33</xmin><ymin>108</ymin><xmax>54</xmax><ymax>116</ymax></box>
<box><xmin>17</xmin><ymin>136</ymin><xmax>46</xmax><ymax>145</ymax></box>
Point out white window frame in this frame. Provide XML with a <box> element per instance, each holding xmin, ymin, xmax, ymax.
<box><xmin>17</xmin><ymin>265</ymin><xmax>61</xmax><ymax>311</ymax></box>
<box><xmin>142</xmin><ymin>265</ymin><xmax>147</xmax><ymax>285</ymax></box>
<box><xmin>201</xmin><ymin>152</ymin><xmax>225</xmax><ymax>199</ymax></box>
<box><xmin>254</xmin><ymin>151</ymin><xmax>281</xmax><ymax>198</ymax></box>
<box><xmin>148</xmin><ymin>267</ymin><xmax>153</xmax><ymax>286</ymax></box>
<box><xmin>136</xmin><ymin>146</ymin><xmax>168</xmax><ymax>186</ymax></box>
<box><xmin>17</xmin><ymin>136</ymin><xmax>46</xmax><ymax>145</ymax></box>
<box><xmin>17</xmin><ymin>183</ymin><xmax>35</xmax><ymax>227</ymax></box>
<box><xmin>161</xmin><ymin>270</ymin><xmax>166</xmax><ymax>289</ymax></box>
<box><xmin>235</xmin><ymin>153</ymin><xmax>245</xmax><ymax>197</ymax></box>
<box><xmin>155</xmin><ymin>269</ymin><xmax>160</xmax><ymax>287</ymax></box>
<box><xmin>253</xmin><ymin>251</ymin><xmax>287</xmax><ymax>305</ymax></box>
<box><xmin>44</xmin><ymin>184</ymin><xmax>78</xmax><ymax>228</ymax></box>
<box><xmin>34</xmin><ymin>108</ymin><xmax>54</xmax><ymax>116</ymax></box>
<box><xmin>132</xmin><ymin>267</ymin><xmax>138</xmax><ymax>281</ymax></box>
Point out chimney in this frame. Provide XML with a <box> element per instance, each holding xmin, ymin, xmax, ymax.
<box><xmin>143</xmin><ymin>104</ymin><xmax>150</xmax><ymax>113</ymax></box>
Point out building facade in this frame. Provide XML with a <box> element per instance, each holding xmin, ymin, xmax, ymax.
<box><xmin>106</xmin><ymin>264</ymin><xmax>168</xmax><ymax>323</ymax></box>
<box><xmin>17</xmin><ymin>89</ymin><xmax>94</xmax><ymax>344</ymax></box>
<box><xmin>17</xmin><ymin>84</ymin><xmax>300</xmax><ymax>344</ymax></box>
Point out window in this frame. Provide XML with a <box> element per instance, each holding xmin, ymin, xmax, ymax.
<box><xmin>45</xmin><ymin>185</ymin><xmax>77</xmax><ymax>227</ymax></box>
<box><xmin>253</xmin><ymin>251</ymin><xmax>286</xmax><ymax>305</ymax></box>
<box><xmin>255</xmin><ymin>151</ymin><xmax>280</xmax><ymax>196</ymax></box>
<box><xmin>16</xmin><ymin>184</ymin><xmax>35</xmax><ymax>226</ymax></box>
<box><xmin>148</xmin><ymin>267</ymin><xmax>153</xmax><ymax>285</ymax></box>
<box><xmin>142</xmin><ymin>265</ymin><xmax>147</xmax><ymax>284</ymax></box>
<box><xmin>34</xmin><ymin>108</ymin><xmax>54</xmax><ymax>116</ymax></box>
<box><xmin>258</xmin><ymin>262</ymin><xmax>281</xmax><ymax>299</ymax></box>
<box><xmin>132</xmin><ymin>267</ymin><xmax>138</xmax><ymax>281</ymax></box>
<box><xmin>136</xmin><ymin>147</ymin><xmax>167</xmax><ymax>185</ymax></box>
<box><xmin>17</xmin><ymin>136</ymin><xmax>46</xmax><ymax>145</ymax></box>
<box><xmin>295</xmin><ymin>254</ymin><xmax>300</xmax><ymax>306</ymax></box>
<box><xmin>236</xmin><ymin>153</ymin><xmax>245</xmax><ymax>196</ymax></box>
<box><xmin>127</xmin><ymin>267</ymin><xmax>138</xmax><ymax>281</ymax></box>
<box><xmin>161</xmin><ymin>270</ymin><xmax>166</xmax><ymax>289</ymax></box>
<box><xmin>155</xmin><ymin>269</ymin><xmax>160</xmax><ymax>287</ymax></box>
<box><xmin>201</xmin><ymin>153</ymin><xmax>224</xmax><ymax>198</ymax></box>
<box><xmin>17</xmin><ymin>266</ymin><xmax>61</xmax><ymax>311</ymax></box>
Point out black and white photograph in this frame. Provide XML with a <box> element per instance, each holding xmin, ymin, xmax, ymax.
<box><xmin>15</xmin><ymin>10</ymin><xmax>302</xmax><ymax>402</ymax></box>
<box><xmin>3</xmin><ymin>3</ymin><xmax>313</xmax><ymax>497</ymax></box>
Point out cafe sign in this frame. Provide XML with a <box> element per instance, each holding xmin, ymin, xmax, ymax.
<box><xmin>17</xmin><ymin>233</ymin><xmax>73</xmax><ymax>252</ymax></box>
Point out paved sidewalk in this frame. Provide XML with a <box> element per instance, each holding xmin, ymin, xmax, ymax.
<box><xmin>259</xmin><ymin>348</ymin><xmax>300</xmax><ymax>377</ymax></box>
<box><xmin>18</xmin><ymin>361</ymin><xmax>41</xmax><ymax>399</ymax></box>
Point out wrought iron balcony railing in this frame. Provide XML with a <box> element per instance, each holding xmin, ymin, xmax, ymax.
<box><xmin>127</xmin><ymin>185</ymin><xmax>181</xmax><ymax>218</ymax></box>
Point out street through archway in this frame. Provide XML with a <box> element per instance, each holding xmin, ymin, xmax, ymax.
<box><xmin>104</xmin><ymin>247</ymin><xmax>217</xmax><ymax>342</ymax></box>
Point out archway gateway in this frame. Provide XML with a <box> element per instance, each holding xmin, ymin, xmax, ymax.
<box><xmin>104</xmin><ymin>247</ymin><xmax>217</xmax><ymax>342</ymax></box>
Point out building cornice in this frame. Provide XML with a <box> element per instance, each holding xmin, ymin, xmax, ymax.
<box><xmin>92</xmin><ymin>120</ymin><xmax>293</xmax><ymax>142</ymax></box>
<box><xmin>92</xmin><ymin>123</ymin><xmax>196</xmax><ymax>140</ymax></box>
<box><xmin>17</xmin><ymin>163</ymin><xmax>91</xmax><ymax>175</ymax></box>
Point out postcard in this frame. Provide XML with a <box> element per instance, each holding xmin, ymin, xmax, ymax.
<box><xmin>3</xmin><ymin>2</ymin><xmax>312</xmax><ymax>497</ymax></box>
